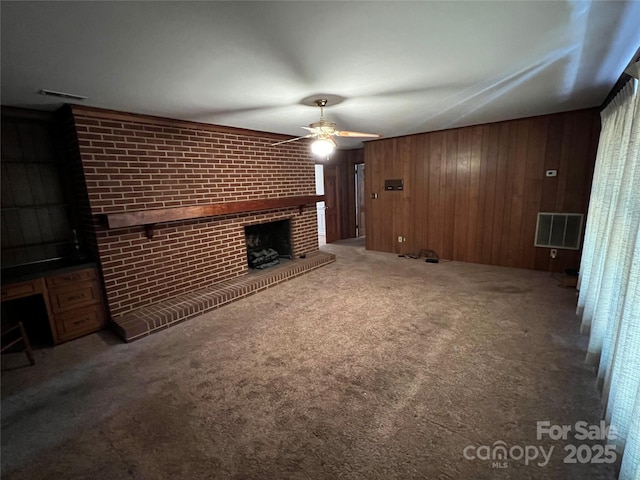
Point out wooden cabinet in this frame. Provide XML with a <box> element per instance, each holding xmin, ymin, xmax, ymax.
<box><xmin>2</xmin><ymin>264</ymin><xmax>107</xmax><ymax>345</ymax></box>
<box><xmin>45</xmin><ymin>267</ymin><xmax>106</xmax><ymax>343</ymax></box>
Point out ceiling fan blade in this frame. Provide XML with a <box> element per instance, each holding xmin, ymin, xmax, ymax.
<box><xmin>334</xmin><ymin>130</ymin><xmax>381</xmax><ymax>138</ymax></box>
<box><xmin>302</xmin><ymin>126</ymin><xmax>324</xmax><ymax>133</ymax></box>
<box><xmin>271</xmin><ymin>133</ymin><xmax>315</xmax><ymax>146</ymax></box>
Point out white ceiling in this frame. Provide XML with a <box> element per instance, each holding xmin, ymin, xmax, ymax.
<box><xmin>2</xmin><ymin>1</ymin><xmax>639</xmax><ymax>148</ymax></box>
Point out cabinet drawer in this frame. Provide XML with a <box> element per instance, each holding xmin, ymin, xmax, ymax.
<box><xmin>49</xmin><ymin>280</ymin><xmax>102</xmax><ymax>313</ymax></box>
<box><xmin>1</xmin><ymin>280</ymin><xmax>38</xmax><ymax>301</ymax></box>
<box><xmin>46</xmin><ymin>268</ymin><xmax>96</xmax><ymax>288</ymax></box>
<box><xmin>55</xmin><ymin>304</ymin><xmax>105</xmax><ymax>342</ymax></box>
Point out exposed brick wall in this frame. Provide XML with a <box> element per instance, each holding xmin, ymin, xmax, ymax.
<box><xmin>60</xmin><ymin>107</ymin><xmax>100</xmax><ymax>262</ymax></box>
<box><xmin>69</xmin><ymin>106</ymin><xmax>319</xmax><ymax>318</ymax></box>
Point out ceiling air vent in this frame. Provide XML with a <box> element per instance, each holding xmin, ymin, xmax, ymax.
<box><xmin>534</xmin><ymin>213</ymin><xmax>584</xmax><ymax>250</ymax></box>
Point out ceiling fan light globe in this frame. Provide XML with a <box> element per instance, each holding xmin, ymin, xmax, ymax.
<box><xmin>311</xmin><ymin>138</ymin><xmax>335</xmax><ymax>157</ymax></box>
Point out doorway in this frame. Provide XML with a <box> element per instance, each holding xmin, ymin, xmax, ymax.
<box><xmin>314</xmin><ymin>164</ymin><xmax>326</xmax><ymax>246</ymax></box>
<box><xmin>316</xmin><ymin>151</ymin><xmax>363</xmax><ymax>244</ymax></box>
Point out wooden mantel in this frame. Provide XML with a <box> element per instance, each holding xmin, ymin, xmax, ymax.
<box><xmin>105</xmin><ymin>195</ymin><xmax>325</xmax><ymax>238</ymax></box>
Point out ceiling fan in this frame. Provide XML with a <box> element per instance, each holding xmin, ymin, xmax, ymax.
<box><xmin>271</xmin><ymin>99</ymin><xmax>381</xmax><ymax>156</ymax></box>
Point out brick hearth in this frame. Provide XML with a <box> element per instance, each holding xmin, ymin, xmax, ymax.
<box><xmin>112</xmin><ymin>251</ymin><xmax>335</xmax><ymax>342</ymax></box>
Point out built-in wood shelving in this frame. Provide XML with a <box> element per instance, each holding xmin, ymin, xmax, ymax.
<box><xmin>104</xmin><ymin>195</ymin><xmax>325</xmax><ymax>239</ymax></box>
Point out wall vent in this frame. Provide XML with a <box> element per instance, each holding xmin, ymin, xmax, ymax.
<box><xmin>534</xmin><ymin>213</ymin><xmax>584</xmax><ymax>250</ymax></box>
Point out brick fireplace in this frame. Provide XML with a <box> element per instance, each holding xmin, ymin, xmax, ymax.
<box><xmin>67</xmin><ymin>105</ymin><xmax>333</xmax><ymax>340</ymax></box>
<box><xmin>245</xmin><ymin>219</ymin><xmax>293</xmax><ymax>269</ymax></box>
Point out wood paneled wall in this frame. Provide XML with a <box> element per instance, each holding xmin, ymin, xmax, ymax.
<box><xmin>364</xmin><ymin>109</ymin><xmax>600</xmax><ymax>272</ymax></box>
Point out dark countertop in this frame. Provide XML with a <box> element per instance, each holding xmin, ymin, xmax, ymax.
<box><xmin>1</xmin><ymin>258</ymin><xmax>98</xmax><ymax>284</ymax></box>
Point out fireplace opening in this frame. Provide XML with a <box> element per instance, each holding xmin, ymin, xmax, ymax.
<box><xmin>244</xmin><ymin>219</ymin><xmax>292</xmax><ymax>270</ymax></box>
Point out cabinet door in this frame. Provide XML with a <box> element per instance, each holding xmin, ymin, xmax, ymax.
<box><xmin>48</xmin><ymin>280</ymin><xmax>102</xmax><ymax>313</ymax></box>
<box><xmin>55</xmin><ymin>304</ymin><xmax>106</xmax><ymax>342</ymax></box>
<box><xmin>46</xmin><ymin>269</ymin><xmax>96</xmax><ymax>287</ymax></box>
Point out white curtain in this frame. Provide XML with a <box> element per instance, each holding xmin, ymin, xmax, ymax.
<box><xmin>577</xmin><ymin>78</ymin><xmax>640</xmax><ymax>480</ymax></box>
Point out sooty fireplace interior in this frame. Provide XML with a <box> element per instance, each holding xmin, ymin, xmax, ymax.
<box><xmin>244</xmin><ymin>219</ymin><xmax>292</xmax><ymax>269</ymax></box>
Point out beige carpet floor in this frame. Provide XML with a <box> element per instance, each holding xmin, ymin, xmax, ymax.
<box><xmin>1</xmin><ymin>238</ymin><xmax>614</xmax><ymax>479</ymax></box>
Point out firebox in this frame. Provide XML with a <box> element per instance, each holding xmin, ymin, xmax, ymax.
<box><xmin>244</xmin><ymin>219</ymin><xmax>292</xmax><ymax>269</ymax></box>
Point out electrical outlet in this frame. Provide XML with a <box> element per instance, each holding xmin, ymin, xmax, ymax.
<box><xmin>550</xmin><ymin>249</ymin><xmax>558</xmax><ymax>259</ymax></box>
<box><xmin>398</xmin><ymin>236</ymin><xmax>403</xmax><ymax>243</ymax></box>
<box><xmin>546</xmin><ymin>170</ymin><xmax>558</xmax><ymax>177</ymax></box>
